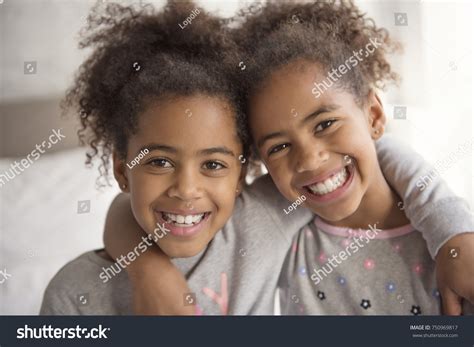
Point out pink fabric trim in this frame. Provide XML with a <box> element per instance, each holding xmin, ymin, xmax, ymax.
<box><xmin>313</xmin><ymin>216</ymin><xmax>415</xmax><ymax>240</ymax></box>
<box><xmin>202</xmin><ymin>272</ymin><xmax>229</xmax><ymax>315</ymax></box>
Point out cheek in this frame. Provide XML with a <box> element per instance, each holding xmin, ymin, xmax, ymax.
<box><xmin>130</xmin><ymin>174</ymin><xmax>164</xmax><ymax>201</ymax></box>
<box><xmin>336</xmin><ymin>120</ymin><xmax>376</xmax><ymax>159</ymax></box>
<box><xmin>206</xmin><ymin>179</ymin><xmax>237</xmax><ymax>208</ymax></box>
<box><xmin>348</xmin><ymin>141</ymin><xmax>378</xmax><ymax>185</ymax></box>
<box><xmin>128</xmin><ymin>175</ymin><xmax>167</xmax><ymax>223</ymax></box>
<box><xmin>266</xmin><ymin>164</ymin><xmax>294</xmax><ymax>200</ymax></box>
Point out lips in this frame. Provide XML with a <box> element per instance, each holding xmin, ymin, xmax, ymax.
<box><xmin>155</xmin><ymin>210</ymin><xmax>211</xmax><ymax>237</ymax></box>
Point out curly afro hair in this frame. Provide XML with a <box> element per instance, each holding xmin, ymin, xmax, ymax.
<box><xmin>62</xmin><ymin>0</ymin><xmax>249</xmax><ymax>186</ymax></box>
<box><xmin>233</xmin><ymin>0</ymin><xmax>401</xmax><ymax>105</ymax></box>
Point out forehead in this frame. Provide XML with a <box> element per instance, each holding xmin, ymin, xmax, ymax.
<box><xmin>250</xmin><ymin>60</ymin><xmax>326</xmax><ymax>111</ymax></box>
<box><xmin>130</xmin><ymin>94</ymin><xmax>241</xmax><ymax>149</ymax></box>
<box><xmin>248</xmin><ymin>60</ymin><xmax>361</xmax><ymax>137</ymax></box>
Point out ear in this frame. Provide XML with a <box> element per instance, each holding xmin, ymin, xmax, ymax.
<box><xmin>113</xmin><ymin>151</ymin><xmax>130</xmax><ymax>193</ymax></box>
<box><xmin>236</xmin><ymin>162</ymin><xmax>248</xmax><ymax>196</ymax></box>
<box><xmin>365</xmin><ymin>89</ymin><xmax>386</xmax><ymax>140</ymax></box>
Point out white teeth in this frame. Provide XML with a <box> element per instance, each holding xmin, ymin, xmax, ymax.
<box><xmin>323</xmin><ymin>178</ymin><xmax>335</xmax><ymax>191</ymax></box>
<box><xmin>191</xmin><ymin>214</ymin><xmax>202</xmax><ymax>222</ymax></box>
<box><xmin>162</xmin><ymin>212</ymin><xmax>205</xmax><ymax>225</ymax></box>
<box><xmin>308</xmin><ymin>167</ymin><xmax>348</xmax><ymax>196</ymax></box>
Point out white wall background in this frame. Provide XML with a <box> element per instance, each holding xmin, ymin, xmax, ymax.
<box><xmin>0</xmin><ymin>0</ymin><xmax>243</xmax><ymax>103</ymax></box>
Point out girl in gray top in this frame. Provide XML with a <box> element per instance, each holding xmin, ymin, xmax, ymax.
<box><xmin>235</xmin><ymin>0</ymin><xmax>474</xmax><ymax>315</ymax></box>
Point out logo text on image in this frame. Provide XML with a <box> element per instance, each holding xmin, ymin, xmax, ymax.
<box><xmin>283</xmin><ymin>194</ymin><xmax>306</xmax><ymax>215</ymax></box>
<box><xmin>17</xmin><ymin>324</ymin><xmax>110</xmax><ymax>339</ymax></box>
<box><xmin>98</xmin><ymin>222</ymin><xmax>170</xmax><ymax>283</ymax></box>
<box><xmin>312</xmin><ymin>38</ymin><xmax>382</xmax><ymax>99</ymax></box>
<box><xmin>126</xmin><ymin>148</ymin><xmax>149</xmax><ymax>170</ymax></box>
<box><xmin>178</xmin><ymin>8</ymin><xmax>200</xmax><ymax>29</ymax></box>
<box><xmin>415</xmin><ymin>138</ymin><xmax>473</xmax><ymax>191</ymax></box>
<box><xmin>0</xmin><ymin>268</ymin><xmax>12</xmax><ymax>284</ymax></box>
<box><xmin>311</xmin><ymin>223</ymin><xmax>381</xmax><ymax>285</ymax></box>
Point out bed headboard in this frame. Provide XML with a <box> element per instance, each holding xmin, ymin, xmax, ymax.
<box><xmin>0</xmin><ymin>97</ymin><xmax>80</xmax><ymax>158</ymax></box>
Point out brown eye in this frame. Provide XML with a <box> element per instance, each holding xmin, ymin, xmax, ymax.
<box><xmin>315</xmin><ymin>120</ymin><xmax>336</xmax><ymax>133</ymax></box>
<box><xmin>203</xmin><ymin>161</ymin><xmax>225</xmax><ymax>170</ymax></box>
<box><xmin>148</xmin><ymin>158</ymin><xmax>172</xmax><ymax>168</ymax></box>
<box><xmin>268</xmin><ymin>143</ymin><xmax>290</xmax><ymax>156</ymax></box>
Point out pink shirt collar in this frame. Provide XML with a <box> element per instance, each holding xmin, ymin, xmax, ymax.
<box><xmin>313</xmin><ymin>216</ymin><xmax>415</xmax><ymax>240</ymax></box>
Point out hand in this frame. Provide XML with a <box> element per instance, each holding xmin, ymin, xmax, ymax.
<box><xmin>103</xmin><ymin>193</ymin><xmax>196</xmax><ymax>315</ymax></box>
<box><xmin>128</xmin><ymin>250</ymin><xmax>196</xmax><ymax>315</ymax></box>
<box><xmin>436</xmin><ymin>232</ymin><xmax>474</xmax><ymax>315</ymax></box>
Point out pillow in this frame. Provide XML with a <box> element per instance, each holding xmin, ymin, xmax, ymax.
<box><xmin>0</xmin><ymin>148</ymin><xmax>120</xmax><ymax>314</ymax></box>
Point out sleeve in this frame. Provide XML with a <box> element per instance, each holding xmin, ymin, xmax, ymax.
<box><xmin>246</xmin><ymin>175</ymin><xmax>313</xmax><ymax>242</ymax></box>
<box><xmin>39</xmin><ymin>256</ymin><xmax>93</xmax><ymax>315</ymax></box>
<box><xmin>376</xmin><ymin>135</ymin><xmax>474</xmax><ymax>258</ymax></box>
<box><xmin>39</xmin><ymin>285</ymin><xmax>78</xmax><ymax>315</ymax></box>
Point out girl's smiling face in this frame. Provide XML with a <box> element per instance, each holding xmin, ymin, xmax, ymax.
<box><xmin>249</xmin><ymin>59</ymin><xmax>386</xmax><ymax>226</ymax></box>
<box><xmin>114</xmin><ymin>94</ymin><xmax>244</xmax><ymax>258</ymax></box>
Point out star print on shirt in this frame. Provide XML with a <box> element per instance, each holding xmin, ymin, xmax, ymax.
<box><xmin>410</xmin><ymin>305</ymin><xmax>422</xmax><ymax>315</ymax></box>
<box><xmin>317</xmin><ymin>291</ymin><xmax>326</xmax><ymax>300</ymax></box>
<box><xmin>360</xmin><ymin>299</ymin><xmax>371</xmax><ymax>309</ymax></box>
<box><xmin>386</xmin><ymin>282</ymin><xmax>396</xmax><ymax>293</ymax></box>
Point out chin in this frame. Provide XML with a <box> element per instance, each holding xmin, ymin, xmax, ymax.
<box><xmin>314</xmin><ymin>201</ymin><xmax>359</xmax><ymax>223</ymax></box>
<box><xmin>161</xmin><ymin>243</ymin><xmax>205</xmax><ymax>259</ymax></box>
<box><xmin>316</xmin><ymin>210</ymin><xmax>348</xmax><ymax>223</ymax></box>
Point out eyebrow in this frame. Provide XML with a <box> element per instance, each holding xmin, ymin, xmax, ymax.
<box><xmin>257</xmin><ymin>132</ymin><xmax>285</xmax><ymax>148</ymax></box>
<box><xmin>136</xmin><ymin>144</ymin><xmax>177</xmax><ymax>156</ymax></box>
<box><xmin>300</xmin><ymin>104</ymin><xmax>340</xmax><ymax>125</ymax></box>
<box><xmin>136</xmin><ymin>144</ymin><xmax>235</xmax><ymax>157</ymax></box>
<box><xmin>256</xmin><ymin>104</ymin><xmax>340</xmax><ymax>148</ymax></box>
<box><xmin>198</xmin><ymin>147</ymin><xmax>235</xmax><ymax>157</ymax></box>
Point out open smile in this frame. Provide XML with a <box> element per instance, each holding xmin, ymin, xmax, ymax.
<box><xmin>302</xmin><ymin>162</ymin><xmax>355</xmax><ymax>203</ymax></box>
<box><xmin>155</xmin><ymin>210</ymin><xmax>212</xmax><ymax>237</ymax></box>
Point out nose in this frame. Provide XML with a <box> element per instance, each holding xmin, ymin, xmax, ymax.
<box><xmin>167</xmin><ymin>167</ymin><xmax>203</xmax><ymax>201</ymax></box>
<box><xmin>295</xmin><ymin>145</ymin><xmax>329</xmax><ymax>173</ymax></box>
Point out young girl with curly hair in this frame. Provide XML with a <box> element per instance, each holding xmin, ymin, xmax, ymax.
<box><xmin>234</xmin><ymin>0</ymin><xmax>474</xmax><ymax>314</ymax></box>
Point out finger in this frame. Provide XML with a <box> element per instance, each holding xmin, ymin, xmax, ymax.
<box><xmin>441</xmin><ymin>288</ymin><xmax>463</xmax><ymax>315</ymax></box>
<box><xmin>465</xmin><ymin>288</ymin><xmax>474</xmax><ymax>305</ymax></box>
